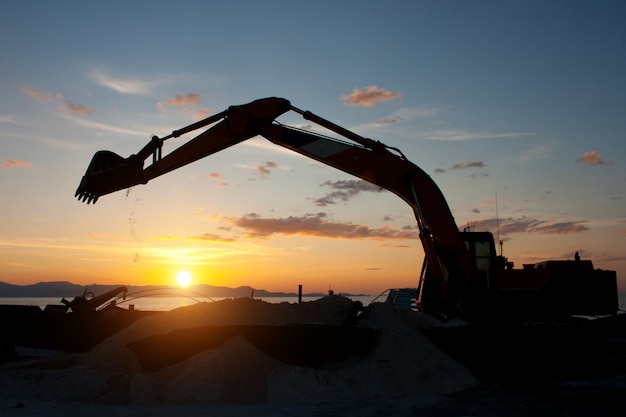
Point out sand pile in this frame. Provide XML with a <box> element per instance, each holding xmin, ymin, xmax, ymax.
<box><xmin>0</xmin><ymin>296</ymin><xmax>477</xmax><ymax>409</ymax></box>
<box><xmin>78</xmin><ymin>296</ymin><xmax>362</xmax><ymax>374</ymax></box>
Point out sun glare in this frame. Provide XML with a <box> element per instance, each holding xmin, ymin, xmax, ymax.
<box><xmin>176</xmin><ymin>270</ymin><xmax>192</xmax><ymax>287</ymax></box>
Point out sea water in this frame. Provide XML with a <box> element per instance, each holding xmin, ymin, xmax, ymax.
<box><xmin>1</xmin><ymin>291</ymin><xmax>624</xmax><ymax>313</ymax></box>
<box><xmin>0</xmin><ymin>294</ymin><xmax>383</xmax><ymax>311</ymax></box>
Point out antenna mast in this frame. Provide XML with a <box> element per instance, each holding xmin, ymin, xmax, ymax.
<box><xmin>495</xmin><ymin>191</ymin><xmax>502</xmax><ymax>256</ymax></box>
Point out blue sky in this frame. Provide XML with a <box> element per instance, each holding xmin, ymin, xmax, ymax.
<box><xmin>1</xmin><ymin>0</ymin><xmax>625</xmax><ymax>293</ymax></box>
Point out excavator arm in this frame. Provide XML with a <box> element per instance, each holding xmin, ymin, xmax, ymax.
<box><xmin>75</xmin><ymin>97</ymin><xmax>479</xmax><ymax>314</ymax></box>
<box><xmin>75</xmin><ymin>98</ymin><xmax>294</xmax><ymax>204</ymax></box>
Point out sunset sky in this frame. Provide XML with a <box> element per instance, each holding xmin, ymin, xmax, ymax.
<box><xmin>1</xmin><ymin>1</ymin><xmax>625</xmax><ymax>294</ymax></box>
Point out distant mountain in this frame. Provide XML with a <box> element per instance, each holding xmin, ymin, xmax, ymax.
<box><xmin>0</xmin><ymin>281</ymin><xmax>333</xmax><ymax>298</ymax></box>
<box><xmin>0</xmin><ymin>281</ymin><xmax>86</xmax><ymax>297</ymax></box>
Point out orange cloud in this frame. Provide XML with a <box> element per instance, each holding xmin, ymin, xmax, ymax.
<box><xmin>157</xmin><ymin>93</ymin><xmax>202</xmax><ymax>109</ymax></box>
<box><xmin>577</xmin><ymin>151</ymin><xmax>606</xmax><ymax>165</ymax></box>
<box><xmin>2</xmin><ymin>160</ymin><xmax>32</xmax><ymax>168</ymax></box>
<box><xmin>340</xmin><ymin>86</ymin><xmax>402</xmax><ymax>107</ymax></box>
<box><xmin>208</xmin><ymin>172</ymin><xmax>228</xmax><ymax>186</ymax></box>
<box><xmin>20</xmin><ymin>86</ymin><xmax>52</xmax><ymax>102</ymax></box>
<box><xmin>253</xmin><ymin>162</ymin><xmax>280</xmax><ymax>177</ymax></box>
<box><xmin>20</xmin><ymin>86</ymin><xmax>94</xmax><ymax>115</ymax></box>
<box><xmin>192</xmin><ymin>108</ymin><xmax>212</xmax><ymax>120</ymax></box>
<box><xmin>65</xmin><ymin>101</ymin><xmax>94</xmax><ymax>115</ymax></box>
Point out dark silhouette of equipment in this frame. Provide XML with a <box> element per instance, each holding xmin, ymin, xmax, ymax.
<box><xmin>75</xmin><ymin>97</ymin><xmax>618</xmax><ymax>320</ymax></box>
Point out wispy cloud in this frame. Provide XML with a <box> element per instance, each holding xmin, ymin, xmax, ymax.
<box><xmin>577</xmin><ymin>150</ymin><xmax>608</xmax><ymax>165</ymax></box>
<box><xmin>64</xmin><ymin>101</ymin><xmax>94</xmax><ymax>115</ymax></box>
<box><xmin>187</xmin><ymin>233</ymin><xmax>236</xmax><ymax>243</ymax></box>
<box><xmin>372</xmin><ymin>116</ymin><xmax>401</xmax><ymax>126</ymax></box>
<box><xmin>365</xmin><ymin>106</ymin><xmax>440</xmax><ymax>128</ymax></box>
<box><xmin>340</xmin><ymin>86</ymin><xmax>402</xmax><ymax>107</ymax></box>
<box><xmin>90</xmin><ymin>70</ymin><xmax>162</xmax><ymax>94</ymax></box>
<box><xmin>153</xmin><ymin>235</ymin><xmax>178</xmax><ymax>241</ymax></box>
<box><xmin>0</xmin><ymin>115</ymin><xmax>22</xmax><ymax>125</ymax></box>
<box><xmin>467</xmin><ymin>171</ymin><xmax>490</xmax><ymax>179</ymax></box>
<box><xmin>58</xmin><ymin>113</ymin><xmax>146</xmax><ymax>136</ymax></box>
<box><xmin>540</xmin><ymin>190</ymin><xmax>554</xmax><ymax>200</ymax></box>
<box><xmin>426</xmin><ymin>129</ymin><xmax>534</xmax><ymax>141</ymax></box>
<box><xmin>227</xmin><ymin>212</ymin><xmax>418</xmax><ymax>240</ymax></box>
<box><xmin>1</xmin><ymin>132</ymin><xmax>83</xmax><ymax>151</ymax></box>
<box><xmin>435</xmin><ymin>160</ymin><xmax>488</xmax><ymax>176</ymax></box>
<box><xmin>0</xmin><ymin>237</ymin><xmax>123</xmax><ymax>253</ymax></box>
<box><xmin>589</xmin><ymin>251</ymin><xmax>626</xmax><ymax>263</ymax></box>
<box><xmin>313</xmin><ymin>179</ymin><xmax>383</xmax><ymax>206</ymax></box>
<box><xmin>19</xmin><ymin>85</ymin><xmax>53</xmax><ymax>102</ymax></box>
<box><xmin>519</xmin><ymin>143</ymin><xmax>552</xmax><ymax>161</ymax></box>
<box><xmin>452</xmin><ymin>161</ymin><xmax>486</xmax><ymax>169</ymax></box>
<box><xmin>2</xmin><ymin>160</ymin><xmax>32</xmax><ymax>169</ymax></box>
<box><xmin>468</xmin><ymin>216</ymin><xmax>589</xmax><ymax>236</ymax></box>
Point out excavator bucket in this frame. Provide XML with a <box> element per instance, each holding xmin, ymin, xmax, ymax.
<box><xmin>75</xmin><ymin>150</ymin><xmax>146</xmax><ymax>204</ymax></box>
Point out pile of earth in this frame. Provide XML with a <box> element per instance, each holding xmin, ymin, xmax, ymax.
<box><xmin>0</xmin><ymin>296</ymin><xmax>477</xmax><ymax>408</ymax></box>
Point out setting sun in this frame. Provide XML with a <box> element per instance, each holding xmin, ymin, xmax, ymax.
<box><xmin>176</xmin><ymin>270</ymin><xmax>192</xmax><ymax>287</ymax></box>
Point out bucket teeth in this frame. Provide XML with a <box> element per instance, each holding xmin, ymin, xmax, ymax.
<box><xmin>78</xmin><ymin>192</ymin><xmax>97</xmax><ymax>204</ymax></box>
<box><xmin>75</xmin><ymin>189</ymin><xmax>98</xmax><ymax>204</ymax></box>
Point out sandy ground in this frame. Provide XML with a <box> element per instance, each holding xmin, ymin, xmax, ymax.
<box><xmin>3</xmin><ymin>374</ymin><xmax>626</xmax><ymax>416</ymax></box>
<box><xmin>1</xmin><ymin>297</ymin><xmax>625</xmax><ymax>416</ymax></box>
<box><xmin>0</xmin><ymin>401</ymin><xmax>430</xmax><ymax>417</ymax></box>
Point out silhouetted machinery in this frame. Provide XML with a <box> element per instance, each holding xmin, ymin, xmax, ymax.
<box><xmin>0</xmin><ymin>286</ymin><xmax>157</xmax><ymax>354</ymax></box>
<box><xmin>75</xmin><ymin>97</ymin><xmax>617</xmax><ymax>321</ymax></box>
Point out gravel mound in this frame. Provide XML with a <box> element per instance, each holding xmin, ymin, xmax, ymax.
<box><xmin>0</xmin><ymin>296</ymin><xmax>477</xmax><ymax>408</ymax></box>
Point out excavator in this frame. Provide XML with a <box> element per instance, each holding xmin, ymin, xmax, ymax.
<box><xmin>75</xmin><ymin>97</ymin><xmax>618</xmax><ymax>321</ymax></box>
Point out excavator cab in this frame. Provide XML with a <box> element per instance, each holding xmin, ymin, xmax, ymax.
<box><xmin>460</xmin><ymin>231</ymin><xmax>508</xmax><ymax>272</ymax></box>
